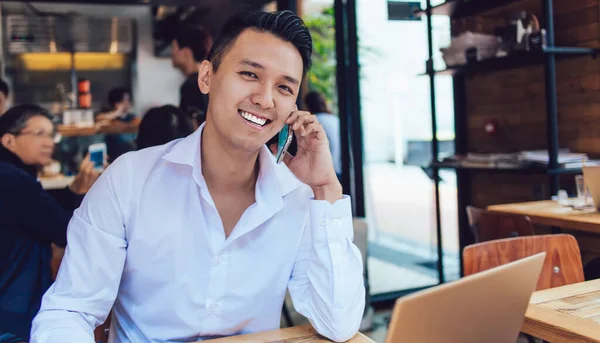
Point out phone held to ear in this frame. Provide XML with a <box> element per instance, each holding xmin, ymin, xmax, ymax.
<box><xmin>88</xmin><ymin>143</ymin><xmax>107</xmax><ymax>171</ymax></box>
<box><xmin>276</xmin><ymin>124</ymin><xmax>293</xmax><ymax>164</ymax></box>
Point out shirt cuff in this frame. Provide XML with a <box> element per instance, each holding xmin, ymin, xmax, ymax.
<box><xmin>309</xmin><ymin>195</ymin><xmax>353</xmax><ymax>243</ymax></box>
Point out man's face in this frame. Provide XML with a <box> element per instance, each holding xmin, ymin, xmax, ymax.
<box><xmin>171</xmin><ymin>40</ymin><xmax>187</xmax><ymax>71</ymax></box>
<box><xmin>0</xmin><ymin>92</ymin><xmax>7</xmax><ymax>115</ymax></box>
<box><xmin>202</xmin><ymin>29</ymin><xmax>303</xmax><ymax>152</ymax></box>
<box><xmin>115</xmin><ymin>93</ymin><xmax>132</xmax><ymax>113</ymax></box>
<box><xmin>1</xmin><ymin>116</ymin><xmax>55</xmax><ymax>166</ymax></box>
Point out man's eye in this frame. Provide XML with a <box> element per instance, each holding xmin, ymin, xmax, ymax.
<box><xmin>279</xmin><ymin>85</ymin><xmax>293</xmax><ymax>94</ymax></box>
<box><xmin>239</xmin><ymin>71</ymin><xmax>258</xmax><ymax>78</ymax></box>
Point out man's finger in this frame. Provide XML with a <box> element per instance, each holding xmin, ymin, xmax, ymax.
<box><xmin>301</xmin><ymin>122</ymin><xmax>321</xmax><ymax>137</ymax></box>
<box><xmin>80</xmin><ymin>160</ymin><xmax>93</xmax><ymax>173</ymax></box>
<box><xmin>292</xmin><ymin>112</ymin><xmax>316</xmax><ymax>131</ymax></box>
<box><xmin>286</xmin><ymin>111</ymin><xmax>299</xmax><ymax>125</ymax></box>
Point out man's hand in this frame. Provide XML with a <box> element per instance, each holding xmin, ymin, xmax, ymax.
<box><xmin>69</xmin><ymin>154</ymin><xmax>101</xmax><ymax>195</ymax></box>
<box><xmin>272</xmin><ymin>108</ymin><xmax>342</xmax><ymax>203</ymax></box>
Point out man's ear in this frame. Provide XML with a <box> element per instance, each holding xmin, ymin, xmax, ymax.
<box><xmin>198</xmin><ymin>60</ymin><xmax>212</xmax><ymax>95</ymax></box>
<box><xmin>1</xmin><ymin>133</ymin><xmax>16</xmax><ymax>152</ymax></box>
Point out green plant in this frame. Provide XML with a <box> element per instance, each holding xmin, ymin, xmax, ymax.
<box><xmin>304</xmin><ymin>7</ymin><xmax>337</xmax><ymax>109</ymax></box>
<box><xmin>304</xmin><ymin>7</ymin><xmax>379</xmax><ymax>112</ymax></box>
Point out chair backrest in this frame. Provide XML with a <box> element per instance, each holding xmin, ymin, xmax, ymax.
<box><xmin>466</xmin><ymin>206</ymin><xmax>535</xmax><ymax>243</ymax></box>
<box><xmin>463</xmin><ymin>234</ymin><xmax>584</xmax><ymax>291</ymax></box>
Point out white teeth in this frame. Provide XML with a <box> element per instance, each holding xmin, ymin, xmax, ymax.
<box><xmin>240</xmin><ymin>111</ymin><xmax>267</xmax><ymax>126</ymax></box>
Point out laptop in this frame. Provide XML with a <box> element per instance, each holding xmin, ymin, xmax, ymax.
<box><xmin>385</xmin><ymin>253</ymin><xmax>546</xmax><ymax>343</ymax></box>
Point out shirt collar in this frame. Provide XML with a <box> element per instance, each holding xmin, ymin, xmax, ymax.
<box><xmin>162</xmin><ymin>123</ymin><xmax>303</xmax><ymax>199</ymax></box>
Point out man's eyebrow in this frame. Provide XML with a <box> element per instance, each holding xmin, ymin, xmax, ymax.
<box><xmin>283</xmin><ymin>76</ymin><xmax>299</xmax><ymax>85</ymax></box>
<box><xmin>240</xmin><ymin>59</ymin><xmax>264</xmax><ymax>69</ymax></box>
<box><xmin>240</xmin><ymin>59</ymin><xmax>299</xmax><ymax>85</ymax></box>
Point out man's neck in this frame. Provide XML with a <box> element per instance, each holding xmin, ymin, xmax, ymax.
<box><xmin>200</xmin><ymin>124</ymin><xmax>260</xmax><ymax>195</ymax></box>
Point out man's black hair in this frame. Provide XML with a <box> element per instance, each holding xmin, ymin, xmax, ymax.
<box><xmin>0</xmin><ymin>79</ymin><xmax>9</xmax><ymax>97</ymax></box>
<box><xmin>0</xmin><ymin>104</ymin><xmax>52</xmax><ymax>136</ymax></box>
<box><xmin>174</xmin><ymin>25</ymin><xmax>213</xmax><ymax>62</ymax></box>
<box><xmin>136</xmin><ymin>105</ymin><xmax>195</xmax><ymax>150</ymax></box>
<box><xmin>107</xmin><ymin>87</ymin><xmax>131</xmax><ymax>109</ymax></box>
<box><xmin>304</xmin><ymin>91</ymin><xmax>330</xmax><ymax>114</ymax></box>
<box><xmin>207</xmin><ymin>10</ymin><xmax>312</xmax><ymax>76</ymax></box>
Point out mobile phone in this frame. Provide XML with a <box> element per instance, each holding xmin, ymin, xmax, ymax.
<box><xmin>88</xmin><ymin>143</ymin><xmax>106</xmax><ymax>171</ymax></box>
<box><xmin>276</xmin><ymin>124</ymin><xmax>293</xmax><ymax>164</ymax></box>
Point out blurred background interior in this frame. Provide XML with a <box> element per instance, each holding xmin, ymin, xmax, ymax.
<box><xmin>4</xmin><ymin>0</ymin><xmax>600</xmax><ymax>341</ymax></box>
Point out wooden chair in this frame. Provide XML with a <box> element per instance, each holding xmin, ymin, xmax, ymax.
<box><xmin>464</xmin><ymin>234</ymin><xmax>584</xmax><ymax>343</ymax></box>
<box><xmin>466</xmin><ymin>206</ymin><xmax>535</xmax><ymax>243</ymax></box>
<box><xmin>463</xmin><ymin>234</ymin><xmax>584</xmax><ymax>291</ymax></box>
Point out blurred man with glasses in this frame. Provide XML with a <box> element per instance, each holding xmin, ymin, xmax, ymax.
<box><xmin>0</xmin><ymin>104</ymin><xmax>99</xmax><ymax>342</ymax></box>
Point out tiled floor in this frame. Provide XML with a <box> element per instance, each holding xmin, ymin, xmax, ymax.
<box><xmin>364</xmin><ymin>163</ymin><xmax>461</xmax><ymax>293</ymax></box>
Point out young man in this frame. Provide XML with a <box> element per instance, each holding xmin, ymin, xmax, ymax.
<box><xmin>171</xmin><ymin>25</ymin><xmax>213</xmax><ymax>128</ymax></box>
<box><xmin>31</xmin><ymin>10</ymin><xmax>365</xmax><ymax>343</ymax></box>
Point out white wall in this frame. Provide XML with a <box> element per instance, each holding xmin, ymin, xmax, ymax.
<box><xmin>2</xmin><ymin>2</ymin><xmax>185</xmax><ymax>115</ymax></box>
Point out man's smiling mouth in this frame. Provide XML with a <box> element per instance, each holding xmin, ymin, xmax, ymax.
<box><xmin>238</xmin><ymin>109</ymin><xmax>271</xmax><ymax>127</ymax></box>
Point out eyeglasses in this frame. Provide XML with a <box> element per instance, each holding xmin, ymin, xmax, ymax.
<box><xmin>11</xmin><ymin>130</ymin><xmax>62</xmax><ymax>143</ymax></box>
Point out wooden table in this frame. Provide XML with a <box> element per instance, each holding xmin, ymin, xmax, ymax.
<box><xmin>488</xmin><ymin>200</ymin><xmax>600</xmax><ymax>234</ymax></box>
<box><xmin>523</xmin><ymin>279</ymin><xmax>600</xmax><ymax>342</ymax></box>
<box><xmin>39</xmin><ymin>175</ymin><xmax>74</xmax><ymax>190</ymax></box>
<box><xmin>202</xmin><ymin>325</ymin><xmax>375</xmax><ymax>343</ymax></box>
<box><xmin>58</xmin><ymin>119</ymin><xmax>140</xmax><ymax>137</ymax></box>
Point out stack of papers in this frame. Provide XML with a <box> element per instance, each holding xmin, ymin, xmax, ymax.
<box><xmin>519</xmin><ymin>150</ymin><xmax>588</xmax><ymax>164</ymax></box>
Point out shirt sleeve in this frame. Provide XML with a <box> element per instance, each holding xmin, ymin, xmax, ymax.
<box><xmin>287</xmin><ymin>195</ymin><xmax>366</xmax><ymax>342</ymax></box>
<box><xmin>30</xmin><ymin>156</ymin><xmax>131</xmax><ymax>343</ymax></box>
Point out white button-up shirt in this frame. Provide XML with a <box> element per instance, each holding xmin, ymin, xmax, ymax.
<box><xmin>30</xmin><ymin>127</ymin><xmax>365</xmax><ymax>343</ymax></box>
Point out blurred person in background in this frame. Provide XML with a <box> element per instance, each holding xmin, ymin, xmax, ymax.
<box><xmin>304</xmin><ymin>91</ymin><xmax>341</xmax><ymax>181</ymax></box>
<box><xmin>0</xmin><ymin>104</ymin><xmax>99</xmax><ymax>342</ymax></box>
<box><xmin>96</xmin><ymin>87</ymin><xmax>140</xmax><ymax>162</ymax></box>
<box><xmin>171</xmin><ymin>25</ymin><xmax>213</xmax><ymax>128</ymax></box>
<box><xmin>136</xmin><ymin>105</ymin><xmax>195</xmax><ymax>150</ymax></box>
<box><xmin>0</xmin><ymin>79</ymin><xmax>10</xmax><ymax>116</ymax></box>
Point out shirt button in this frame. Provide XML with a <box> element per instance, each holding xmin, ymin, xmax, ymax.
<box><xmin>214</xmin><ymin>255</ymin><xmax>223</xmax><ymax>265</ymax></box>
<box><xmin>333</xmin><ymin>218</ymin><xmax>342</xmax><ymax>227</ymax></box>
<box><xmin>210</xmin><ymin>301</ymin><xmax>220</xmax><ymax>312</ymax></box>
<box><xmin>319</xmin><ymin>218</ymin><xmax>327</xmax><ymax>227</ymax></box>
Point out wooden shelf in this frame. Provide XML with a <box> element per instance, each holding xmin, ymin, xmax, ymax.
<box><xmin>422</xmin><ymin>47</ymin><xmax>599</xmax><ymax>76</ymax></box>
<box><xmin>431</xmin><ymin>161</ymin><xmax>582</xmax><ymax>174</ymax></box>
<box><xmin>414</xmin><ymin>0</ymin><xmax>524</xmax><ymax>19</ymax></box>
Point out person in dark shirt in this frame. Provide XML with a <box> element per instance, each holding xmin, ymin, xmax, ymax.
<box><xmin>96</xmin><ymin>87</ymin><xmax>140</xmax><ymax>162</ymax></box>
<box><xmin>0</xmin><ymin>79</ymin><xmax>9</xmax><ymax>116</ymax></box>
<box><xmin>0</xmin><ymin>104</ymin><xmax>99</xmax><ymax>342</ymax></box>
<box><xmin>136</xmin><ymin>105</ymin><xmax>195</xmax><ymax>150</ymax></box>
<box><xmin>171</xmin><ymin>25</ymin><xmax>213</xmax><ymax>129</ymax></box>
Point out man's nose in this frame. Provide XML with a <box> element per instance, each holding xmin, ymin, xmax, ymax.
<box><xmin>251</xmin><ymin>84</ymin><xmax>275</xmax><ymax>109</ymax></box>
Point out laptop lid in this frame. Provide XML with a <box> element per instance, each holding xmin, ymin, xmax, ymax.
<box><xmin>385</xmin><ymin>253</ymin><xmax>546</xmax><ymax>343</ymax></box>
